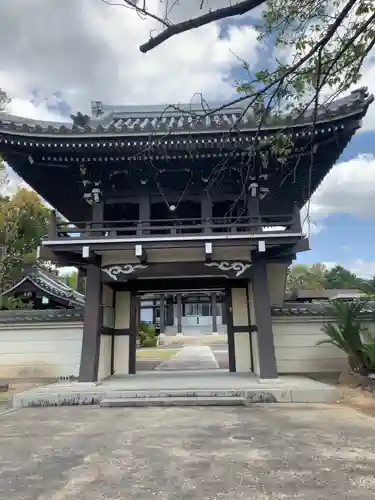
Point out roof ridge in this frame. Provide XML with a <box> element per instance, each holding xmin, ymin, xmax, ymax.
<box><xmin>0</xmin><ymin>88</ymin><xmax>372</xmax><ymax>136</ymax></box>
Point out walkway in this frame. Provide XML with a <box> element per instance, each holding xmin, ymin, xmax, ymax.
<box><xmin>155</xmin><ymin>345</ymin><xmax>219</xmax><ymax>371</ymax></box>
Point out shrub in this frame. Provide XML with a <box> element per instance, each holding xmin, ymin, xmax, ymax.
<box><xmin>138</xmin><ymin>322</ymin><xmax>158</xmax><ymax>347</ymax></box>
<box><xmin>362</xmin><ymin>341</ymin><xmax>375</xmax><ymax>373</ymax></box>
<box><xmin>139</xmin><ymin>321</ymin><xmax>156</xmax><ymax>337</ymax></box>
<box><xmin>317</xmin><ymin>299</ymin><xmax>370</xmax><ymax>374</ymax></box>
<box><xmin>141</xmin><ymin>337</ymin><xmax>157</xmax><ymax>348</ymax></box>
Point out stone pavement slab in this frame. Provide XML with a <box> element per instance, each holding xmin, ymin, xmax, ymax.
<box><xmin>156</xmin><ymin>345</ymin><xmax>219</xmax><ymax>371</ymax></box>
<box><xmin>1</xmin><ymin>404</ymin><xmax>375</xmax><ymax>499</ymax></box>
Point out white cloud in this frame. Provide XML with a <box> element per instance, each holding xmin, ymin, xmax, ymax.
<box><xmin>308</xmin><ymin>153</ymin><xmax>375</xmax><ymax>221</ymax></box>
<box><xmin>8</xmin><ymin>97</ymin><xmax>62</xmax><ymax>122</ymax></box>
<box><xmin>0</xmin><ymin>0</ymin><xmax>261</xmax><ymax>117</ymax></box>
<box><xmin>347</xmin><ymin>259</ymin><xmax>375</xmax><ymax>279</ymax></box>
<box><xmin>319</xmin><ymin>259</ymin><xmax>375</xmax><ymax>279</ymax></box>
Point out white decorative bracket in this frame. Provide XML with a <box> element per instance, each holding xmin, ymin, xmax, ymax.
<box><xmin>102</xmin><ymin>264</ymin><xmax>148</xmax><ymax>280</ymax></box>
<box><xmin>204</xmin><ymin>261</ymin><xmax>251</xmax><ymax>277</ymax></box>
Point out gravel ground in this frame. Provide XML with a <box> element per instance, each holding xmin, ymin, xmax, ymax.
<box><xmin>1</xmin><ymin>404</ymin><xmax>375</xmax><ymax>499</ymax></box>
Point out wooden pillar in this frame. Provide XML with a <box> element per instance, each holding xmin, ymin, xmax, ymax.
<box><xmin>138</xmin><ymin>194</ymin><xmax>151</xmax><ymax>235</ymax></box>
<box><xmin>247</xmin><ymin>191</ymin><xmax>260</xmax><ymax>232</ymax></box>
<box><xmin>92</xmin><ymin>201</ymin><xmax>103</xmax><ymax>221</ymax></box>
<box><xmin>129</xmin><ymin>292</ymin><xmax>138</xmax><ymax>375</ymax></box>
<box><xmin>77</xmin><ymin>268</ymin><xmax>85</xmax><ymax>294</ymax></box>
<box><xmin>176</xmin><ymin>293</ymin><xmax>182</xmax><ymax>334</ymax></box>
<box><xmin>152</xmin><ymin>299</ymin><xmax>156</xmax><ymax>324</ymax></box>
<box><xmin>48</xmin><ymin>210</ymin><xmax>57</xmax><ymax>239</ymax></box>
<box><xmin>225</xmin><ymin>289</ymin><xmax>236</xmax><ymax>372</ymax></box>
<box><xmin>290</xmin><ymin>202</ymin><xmax>302</xmax><ymax>233</ymax></box>
<box><xmin>159</xmin><ymin>294</ymin><xmax>165</xmax><ymax>334</ymax></box>
<box><xmin>166</xmin><ymin>298</ymin><xmax>174</xmax><ymax>326</ymax></box>
<box><xmin>211</xmin><ymin>292</ymin><xmax>217</xmax><ymax>333</ymax></box>
<box><xmin>201</xmin><ymin>192</ymin><xmax>212</xmax><ymax>233</ymax></box>
<box><xmin>221</xmin><ymin>300</ymin><xmax>227</xmax><ymax>325</ymax></box>
<box><xmin>251</xmin><ymin>251</ymin><xmax>278</xmax><ymax>379</ymax></box>
<box><xmin>79</xmin><ymin>262</ymin><xmax>102</xmax><ymax>382</ymax></box>
<box><xmin>92</xmin><ymin>201</ymin><xmax>104</xmax><ymax>236</ymax></box>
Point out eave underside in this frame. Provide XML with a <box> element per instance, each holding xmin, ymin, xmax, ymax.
<box><xmin>0</xmin><ymin>113</ymin><xmax>365</xmax><ymax>221</ymax></box>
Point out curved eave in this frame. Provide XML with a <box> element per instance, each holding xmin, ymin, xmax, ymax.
<box><xmin>1</xmin><ymin>275</ymin><xmax>84</xmax><ymax>308</ymax></box>
<box><xmin>0</xmin><ymin>89</ymin><xmax>372</xmax><ymax>140</ymax></box>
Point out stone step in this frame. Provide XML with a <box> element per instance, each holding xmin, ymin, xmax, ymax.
<box><xmin>100</xmin><ymin>396</ymin><xmax>246</xmax><ymax>408</ymax></box>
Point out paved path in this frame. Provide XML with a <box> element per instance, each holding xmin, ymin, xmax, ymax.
<box><xmin>156</xmin><ymin>345</ymin><xmax>219</xmax><ymax>371</ymax></box>
<box><xmin>1</xmin><ymin>405</ymin><xmax>375</xmax><ymax>499</ymax></box>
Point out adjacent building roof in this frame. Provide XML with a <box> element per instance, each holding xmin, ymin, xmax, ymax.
<box><xmin>1</xmin><ymin>266</ymin><xmax>84</xmax><ymax>308</ymax></box>
<box><xmin>285</xmin><ymin>288</ymin><xmax>363</xmax><ymax>301</ymax></box>
<box><xmin>0</xmin><ymin>308</ymin><xmax>84</xmax><ymax>324</ymax></box>
<box><xmin>0</xmin><ymin>300</ymin><xmax>373</xmax><ymax>324</ymax></box>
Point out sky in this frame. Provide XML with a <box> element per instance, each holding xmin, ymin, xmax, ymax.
<box><xmin>0</xmin><ymin>0</ymin><xmax>375</xmax><ymax>277</ymax></box>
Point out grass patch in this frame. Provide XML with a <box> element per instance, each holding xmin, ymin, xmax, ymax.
<box><xmin>136</xmin><ymin>349</ymin><xmax>178</xmax><ymax>359</ymax></box>
<box><xmin>0</xmin><ymin>392</ymin><xmax>11</xmax><ymax>402</ymax></box>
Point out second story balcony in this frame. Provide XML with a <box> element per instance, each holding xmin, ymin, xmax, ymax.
<box><xmin>40</xmin><ymin>209</ymin><xmax>308</xmax><ymax>276</ymax></box>
<box><xmin>47</xmin><ymin>213</ymin><xmax>302</xmax><ymax>243</ymax></box>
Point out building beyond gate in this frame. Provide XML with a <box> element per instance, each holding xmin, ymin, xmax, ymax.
<box><xmin>0</xmin><ymin>89</ymin><xmax>372</xmax><ymax>381</ymax></box>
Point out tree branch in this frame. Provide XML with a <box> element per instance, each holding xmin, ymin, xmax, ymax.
<box><xmin>188</xmin><ymin>0</ymin><xmax>360</xmax><ymax>117</ymax></box>
<box><xmin>139</xmin><ymin>0</ymin><xmax>267</xmax><ymax>53</ymax></box>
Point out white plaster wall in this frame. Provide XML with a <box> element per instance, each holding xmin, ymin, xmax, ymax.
<box><xmin>113</xmin><ymin>337</ymin><xmax>129</xmax><ymax>375</ymax></box>
<box><xmin>234</xmin><ymin>332</ymin><xmax>252</xmax><ymax>373</ymax></box>
<box><xmin>97</xmin><ymin>285</ymin><xmax>114</xmax><ymax>380</ymax></box>
<box><xmin>267</xmin><ymin>263</ymin><xmax>288</xmax><ymax>306</ymax></box>
<box><xmin>0</xmin><ymin>322</ymin><xmax>83</xmax><ymax>379</ymax></box>
<box><xmin>231</xmin><ymin>287</ymin><xmax>251</xmax><ymax>372</ymax></box>
<box><xmin>113</xmin><ymin>291</ymin><xmax>130</xmax><ymax>375</ymax></box>
<box><xmin>273</xmin><ymin>317</ymin><xmax>350</xmax><ymax>373</ymax></box>
<box><xmin>102</xmin><ymin>285</ymin><xmax>114</xmax><ymax>328</ymax></box>
<box><xmin>98</xmin><ymin>335</ymin><xmax>112</xmax><ymax>380</ymax></box>
<box><xmin>231</xmin><ymin>288</ymin><xmax>248</xmax><ymax>327</ymax></box>
<box><xmin>247</xmin><ymin>282</ymin><xmax>260</xmax><ymax>376</ymax></box>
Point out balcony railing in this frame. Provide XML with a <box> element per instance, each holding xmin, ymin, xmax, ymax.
<box><xmin>47</xmin><ymin>214</ymin><xmax>300</xmax><ymax>241</ymax></box>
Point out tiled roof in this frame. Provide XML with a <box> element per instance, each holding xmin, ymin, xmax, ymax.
<box><xmin>0</xmin><ymin>308</ymin><xmax>84</xmax><ymax>324</ymax></box>
<box><xmin>272</xmin><ymin>302</ymin><xmax>375</xmax><ymax>316</ymax></box>
<box><xmin>0</xmin><ymin>88</ymin><xmax>372</xmax><ymax>137</ymax></box>
<box><xmin>1</xmin><ymin>267</ymin><xmax>84</xmax><ymax>307</ymax></box>
<box><xmin>0</xmin><ymin>301</ymin><xmax>373</xmax><ymax>324</ymax></box>
<box><xmin>286</xmin><ymin>288</ymin><xmax>363</xmax><ymax>300</ymax></box>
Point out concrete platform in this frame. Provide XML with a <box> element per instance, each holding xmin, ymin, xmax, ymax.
<box><xmin>12</xmin><ymin>371</ymin><xmax>338</xmax><ymax>408</ymax></box>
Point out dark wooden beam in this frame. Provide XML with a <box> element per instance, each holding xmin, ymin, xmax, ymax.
<box><xmin>176</xmin><ymin>293</ymin><xmax>182</xmax><ymax>334</ymax></box>
<box><xmin>225</xmin><ymin>288</ymin><xmax>236</xmax><ymax>373</ymax></box>
<box><xmin>123</xmin><ymin>277</ymin><xmax>231</xmax><ymax>293</ymax></box>
<box><xmin>211</xmin><ymin>292</ymin><xmax>217</xmax><ymax>333</ymax></box>
<box><xmin>77</xmin><ymin>268</ymin><xmax>85</xmax><ymax>294</ymax></box>
<box><xmin>251</xmin><ymin>251</ymin><xmax>278</xmax><ymax>379</ymax></box>
<box><xmin>38</xmin><ymin>248</ymin><xmax>87</xmax><ymax>267</ymax></box>
<box><xmin>245</xmin><ymin>284</ymin><xmax>254</xmax><ymax>373</ymax></box>
<box><xmin>48</xmin><ymin>210</ymin><xmax>58</xmax><ymax>239</ymax></box>
<box><xmin>201</xmin><ymin>192</ymin><xmax>212</xmax><ymax>234</ymax></box>
<box><xmin>78</xmin><ymin>261</ymin><xmax>102</xmax><ymax>382</ymax></box>
<box><xmin>159</xmin><ymin>293</ymin><xmax>165</xmax><ymax>334</ymax></box>
<box><xmin>128</xmin><ymin>292</ymin><xmax>138</xmax><ymax>375</ymax></box>
<box><xmin>290</xmin><ymin>202</ymin><xmax>302</xmax><ymax>233</ymax></box>
<box><xmin>293</xmin><ymin>237</ymin><xmax>310</xmax><ymax>253</ymax></box>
